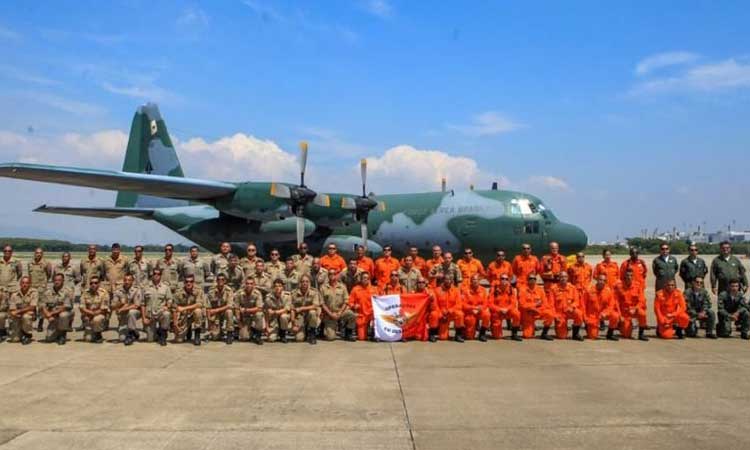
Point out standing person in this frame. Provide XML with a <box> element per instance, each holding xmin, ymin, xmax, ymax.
<box><xmin>178</xmin><ymin>246</ymin><xmax>212</xmax><ymax>293</ymax></box>
<box><xmin>225</xmin><ymin>254</ymin><xmax>245</xmax><ymax>292</ymax></box>
<box><xmin>457</xmin><ymin>248</ymin><xmax>485</xmax><ymax>288</ymax></box>
<box><xmin>234</xmin><ymin>277</ymin><xmax>264</xmax><ymax>345</ymax></box>
<box><xmin>461</xmin><ymin>274</ymin><xmax>490</xmax><ymax>341</ymax></box>
<box><xmin>551</xmin><ymin>272</ymin><xmax>584</xmax><ymax>341</ymax></box>
<box><xmin>654</xmin><ymin>278</ymin><xmax>689</xmax><ymax>339</ymax></box>
<box><xmin>583</xmin><ymin>274</ymin><xmax>620</xmax><ymax>340</ymax></box>
<box><xmin>487</xmin><ymin>250</ymin><xmax>513</xmax><ymax>287</ymax></box>
<box><xmin>264</xmin><ymin>249</ymin><xmax>285</xmax><ymax>281</ymax></box>
<box><xmin>80</xmin><ymin>245</ymin><xmax>104</xmax><ymax>292</ymax></box>
<box><xmin>292</xmin><ymin>242</ymin><xmax>314</xmax><ymax>276</ymax></box>
<box><xmin>320</xmin><ymin>268</ymin><xmax>356</xmax><ymax>341</ymax></box>
<box><xmin>40</xmin><ymin>273</ymin><xmax>73</xmax><ymax>345</ymax></box>
<box><xmin>28</xmin><ymin>248</ymin><xmax>52</xmax><ymax>332</ymax></box>
<box><xmin>340</xmin><ymin>258</ymin><xmax>364</xmax><ymax>292</ymax></box>
<box><xmin>348</xmin><ymin>272</ymin><xmax>379</xmax><ymax>341</ymax></box>
<box><xmin>518</xmin><ymin>274</ymin><xmax>555</xmax><ymax>340</ymax></box>
<box><xmin>155</xmin><ymin>244</ymin><xmax>180</xmax><ymax>293</ymax></box>
<box><xmin>355</xmin><ymin>245</ymin><xmax>375</xmax><ymax>278</ymax></box>
<box><xmin>279</xmin><ymin>258</ymin><xmax>300</xmax><ymax>292</ymax></box>
<box><xmin>593</xmin><ymin>249</ymin><xmax>620</xmax><ymax>289</ymax></box>
<box><xmin>427</xmin><ymin>276</ymin><xmax>465</xmax><ymax>343</ymax></box>
<box><xmin>375</xmin><ymin>245</ymin><xmax>401</xmax><ymax>287</ymax></box>
<box><xmin>79</xmin><ymin>276</ymin><xmax>109</xmax><ymax>344</ymax></box>
<box><xmin>568</xmin><ymin>252</ymin><xmax>593</xmax><ymax>298</ymax></box>
<box><xmin>620</xmin><ymin>247</ymin><xmax>648</xmax><ymax>290</ymax></box>
<box><xmin>290</xmin><ymin>275</ymin><xmax>321</xmax><ymax>344</ymax></box>
<box><xmin>679</xmin><ymin>245</ymin><xmax>708</xmax><ymax>288</ymax></box>
<box><xmin>248</xmin><ymin>260</ymin><xmax>272</xmax><ymax>297</ymax></box>
<box><xmin>488</xmin><ymin>274</ymin><xmax>522</xmax><ymax>341</ymax></box>
<box><xmin>710</xmin><ymin>241</ymin><xmax>747</xmax><ymax>295</ymax></box>
<box><xmin>211</xmin><ymin>242</ymin><xmax>232</xmax><ymax>279</ymax></box>
<box><xmin>239</xmin><ymin>243</ymin><xmax>264</xmax><ymax>276</ymax></box>
<box><xmin>112</xmin><ymin>273</ymin><xmax>142</xmax><ymax>346</ymax></box>
<box><xmin>425</xmin><ymin>245</ymin><xmax>444</xmax><ymax>286</ymax></box>
<box><xmin>683</xmin><ymin>278</ymin><xmax>717</xmax><ymax>339</ymax></box>
<box><xmin>141</xmin><ymin>269</ymin><xmax>173</xmax><ymax>345</ymax></box>
<box><xmin>401</xmin><ymin>246</ymin><xmax>427</xmax><ymax>278</ymax></box>
<box><xmin>309</xmin><ymin>257</ymin><xmax>329</xmax><ymax>290</ymax></box>
<box><xmin>127</xmin><ymin>245</ymin><xmax>152</xmax><ymax>289</ymax></box>
<box><xmin>264</xmin><ymin>279</ymin><xmax>292</xmax><ymax>343</ymax></box>
<box><xmin>0</xmin><ymin>245</ymin><xmax>23</xmax><ymax>294</ymax></box>
<box><xmin>171</xmin><ymin>274</ymin><xmax>205</xmax><ymax>346</ymax></box>
<box><xmin>102</xmin><ymin>243</ymin><xmax>129</xmax><ymax>330</ymax></box>
<box><xmin>7</xmin><ymin>276</ymin><xmax>38</xmax><ymax>344</ymax></box>
<box><xmin>652</xmin><ymin>243</ymin><xmax>679</xmax><ymax>292</ymax></box>
<box><xmin>205</xmin><ymin>274</ymin><xmax>234</xmax><ymax>344</ymax></box>
<box><xmin>398</xmin><ymin>256</ymin><xmax>422</xmax><ymax>293</ymax></box>
<box><xmin>512</xmin><ymin>243</ymin><xmax>540</xmax><ymax>290</ymax></box>
<box><xmin>540</xmin><ymin>242</ymin><xmax>567</xmax><ymax>294</ymax></box>
<box><xmin>320</xmin><ymin>244</ymin><xmax>346</xmax><ymax>274</ymax></box>
<box><xmin>429</xmin><ymin>252</ymin><xmax>462</xmax><ymax>286</ymax></box>
<box><xmin>716</xmin><ymin>280</ymin><xmax>750</xmax><ymax>339</ymax></box>
<box><xmin>53</xmin><ymin>252</ymin><xmax>81</xmax><ymax>294</ymax></box>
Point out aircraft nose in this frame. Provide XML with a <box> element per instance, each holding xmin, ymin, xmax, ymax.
<box><xmin>550</xmin><ymin>222</ymin><xmax>588</xmax><ymax>254</ymax></box>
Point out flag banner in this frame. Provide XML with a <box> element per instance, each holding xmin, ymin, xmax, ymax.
<box><xmin>372</xmin><ymin>292</ymin><xmax>430</xmax><ymax>342</ymax></box>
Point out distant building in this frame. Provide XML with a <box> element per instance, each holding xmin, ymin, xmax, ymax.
<box><xmin>708</xmin><ymin>230</ymin><xmax>750</xmax><ymax>244</ymax></box>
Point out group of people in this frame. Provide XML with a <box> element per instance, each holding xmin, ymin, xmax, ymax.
<box><xmin>0</xmin><ymin>238</ymin><xmax>747</xmax><ymax>346</ymax></box>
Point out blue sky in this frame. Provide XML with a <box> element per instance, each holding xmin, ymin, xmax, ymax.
<box><xmin>1</xmin><ymin>0</ymin><xmax>749</xmax><ymax>245</ymax></box>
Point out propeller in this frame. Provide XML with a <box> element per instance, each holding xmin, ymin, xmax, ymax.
<box><xmin>342</xmin><ymin>158</ymin><xmax>386</xmax><ymax>249</ymax></box>
<box><xmin>269</xmin><ymin>141</ymin><xmax>330</xmax><ymax>247</ymax></box>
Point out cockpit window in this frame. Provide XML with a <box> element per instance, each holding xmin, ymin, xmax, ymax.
<box><xmin>528</xmin><ymin>202</ymin><xmax>538</xmax><ymax>214</ymax></box>
<box><xmin>511</xmin><ymin>199</ymin><xmax>534</xmax><ymax>215</ymax></box>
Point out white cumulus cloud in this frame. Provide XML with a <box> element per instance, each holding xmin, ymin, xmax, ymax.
<box><xmin>527</xmin><ymin>176</ymin><xmax>571</xmax><ymax>192</ymax></box>
<box><xmin>635</xmin><ymin>51</ymin><xmax>699</xmax><ymax>76</ymax></box>
<box><xmin>630</xmin><ymin>57</ymin><xmax>750</xmax><ymax>95</ymax></box>
<box><xmin>363</xmin><ymin>0</ymin><xmax>393</xmax><ymax>18</ymax></box>
<box><xmin>448</xmin><ymin>111</ymin><xmax>524</xmax><ymax>137</ymax></box>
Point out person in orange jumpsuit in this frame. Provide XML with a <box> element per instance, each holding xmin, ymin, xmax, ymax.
<box><xmin>593</xmin><ymin>249</ymin><xmax>620</xmax><ymax>289</ymax></box>
<box><xmin>460</xmin><ymin>274</ymin><xmax>491</xmax><ymax>341</ymax></box>
<box><xmin>615</xmin><ymin>269</ymin><xmax>649</xmax><ymax>341</ymax></box>
<box><xmin>375</xmin><ymin>245</ymin><xmax>401</xmax><ymax>287</ymax></box>
<box><xmin>620</xmin><ymin>247</ymin><xmax>648</xmax><ymax>291</ymax></box>
<box><xmin>540</xmin><ymin>241</ymin><xmax>568</xmax><ymax>294</ymax></box>
<box><xmin>379</xmin><ymin>271</ymin><xmax>406</xmax><ymax>295</ymax></box>
<box><xmin>583</xmin><ymin>274</ymin><xmax>620</xmax><ymax>340</ymax></box>
<box><xmin>428</xmin><ymin>275</ymin><xmax>465</xmax><ymax>342</ymax></box>
<box><xmin>347</xmin><ymin>272</ymin><xmax>380</xmax><ymax>341</ymax></box>
<box><xmin>355</xmin><ymin>245</ymin><xmax>375</xmax><ymax>278</ymax></box>
<box><xmin>413</xmin><ymin>277</ymin><xmax>433</xmax><ymax>341</ymax></box>
<box><xmin>654</xmin><ymin>278</ymin><xmax>690</xmax><ymax>339</ymax></box>
<box><xmin>519</xmin><ymin>274</ymin><xmax>555</xmax><ymax>340</ymax></box>
<box><xmin>488</xmin><ymin>273</ymin><xmax>522</xmax><ymax>341</ymax></box>
<box><xmin>320</xmin><ymin>243</ymin><xmax>347</xmax><ymax>274</ymax></box>
<box><xmin>425</xmin><ymin>245</ymin><xmax>444</xmax><ymax>286</ymax></box>
<box><xmin>512</xmin><ymin>243</ymin><xmax>540</xmax><ymax>290</ymax></box>
<box><xmin>567</xmin><ymin>252</ymin><xmax>593</xmax><ymax>298</ymax></box>
<box><xmin>457</xmin><ymin>248</ymin><xmax>485</xmax><ymax>287</ymax></box>
<box><xmin>401</xmin><ymin>246</ymin><xmax>427</xmax><ymax>278</ymax></box>
<box><xmin>550</xmin><ymin>271</ymin><xmax>584</xmax><ymax>340</ymax></box>
<box><xmin>486</xmin><ymin>249</ymin><xmax>513</xmax><ymax>286</ymax></box>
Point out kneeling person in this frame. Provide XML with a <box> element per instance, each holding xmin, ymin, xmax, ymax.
<box><xmin>519</xmin><ymin>275</ymin><xmax>555</xmax><ymax>340</ymax></box>
<box><xmin>8</xmin><ymin>276</ymin><xmax>38</xmax><ymax>344</ymax></box>
<box><xmin>41</xmin><ymin>273</ymin><xmax>73</xmax><ymax>345</ymax></box>
<box><xmin>113</xmin><ymin>274</ymin><xmax>142</xmax><ymax>345</ymax></box>
<box><xmin>291</xmin><ymin>274</ymin><xmax>321</xmax><ymax>344</ymax></box>
<box><xmin>320</xmin><ymin>269</ymin><xmax>356</xmax><ymax>341</ymax></box>
<box><xmin>717</xmin><ymin>280</ymin><xmax>750</xmax><ymax>339</ymax></box>
<box><xmin>264</xmin><ymin>279</ymin><xmax>292</xmax><ymax>342</ymax></box>
<box><xmin>684</xmin><ymin>278</ymin><xmax>717</xmax><ymax>339</ymax></box>
<box><xmin>142</xmin><ymin>269</ymin><xmax>172</xmax><ymax>346</ymax></box>
<box><xmin>235</xmin><ymin>277</ymin><xmax>264</xmax><ymax>345</ymax></box>
<box><xmin>205</xmin><ymin>274</ymin><xmax>235</xmax><ymax>344</ymax></box>
<box><xmin>80</xmin><ymin>276</ymin><xmax>110</xmax><ymax>343</ymax></box>
<box><xmin>583</xmin><ymin>274</ymin><xmax>620</xmax><ymax>340</ymax></box>
<box><xmin>654</xmin><ymin>278</ymin><xmax>690</xmax><ymax>339</ymax></box>
<box><xmin>172</xmin><ymin>274</ymin><xmax>205</xmax><ymax>345</ymax></box>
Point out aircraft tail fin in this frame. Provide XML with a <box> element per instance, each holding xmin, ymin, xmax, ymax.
<box><xmin>115</xmin><ymin>103</ymin><xmax>189</xmax><ymax>208</ymax></box>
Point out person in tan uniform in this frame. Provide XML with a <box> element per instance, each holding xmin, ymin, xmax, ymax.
<box><xmin>205</xmin><ymin>273</ymin><xmax>234</xmax><ymax>344</ymax></box>
<box><xmin>156</xmin><ymin>244</ymin><xmax>180</xmax><ymax>292</ymax></box>
<box><xmin>279</xmin><ymin>258</ymin><xmax>300</xmax><ymax>292</ymax></box>
<box><xmin>264</xmin><ymin>279</ymin><xmax>292</xmax><ymax>343</ymax></box>
<box><xmin>40</xmin><ymin>273</ymin><xmax>73</xmax><ymax>345</ymax></box>
<box><xmin>172</xmin><ymin>274</ymin><xmax>204</xmax><ymax>346</ymax></box>
<box><xmin>290</xmin><ymin>274</ymin><xmax>321</xmax><ymax>344</ymax></box>
<box><xmin>211</xmin><ymin>241</ymin><xmax>232</xmax><ymax>278</ymax></box>
<box><xmin>127</xmin><ymin>245</ymin><xmax>152</xmax><ymax>289</ymax></box>
<box><xmin>320</xmin><ymin>268</ymin><xmax>356</xmax><ymax>341</ymax></box>
<box><xmin>234</xmin><ymin>277</ymin><xmax>264</xmax><ymax>345</ymax></box>
<box><xmin>8</xmin><ymin>276</ymin><xmax>38</xmax><ymax>344</ymax></box>
<box><xmin>0</xmin><ymin>245</ymin><xmax>23</xmax><ymax>294</ymax></box>
<box><xmin>80</xmin><ymin>245</ymin><xmax>105</xmax><ymax>291</ymax></box>
<box><xmin>428</xmin><ymin>252</ymin><xmax>462</xmax><ymax>287</ymax></box>
<box><xmin>398</xmin><ymin>255</ymin><xmax>422</xmax><ymax>293</ymax></box>
<box><xmin>112</xmin><ymin>273</ymin><xmax>142</xmax><ymax>346</ymax></box>
<box><xmin>265</xmin><ymin>249</ymin><xmax>285</xmax><ymax>281</ymax></box>
<box><xmin>141</xmin><ymin>269</ymin><xmax>172</xmax><ymax>345</ymax></box>
<box><xmin>28</xmin><ymin>248</ymin><xmax>53</xmax><ymax>332</ymax></box>
<box><xmin>292</xmin><ymin>242</ymin><xmax>314</xmax><ymax>275</ymax></box>
<box><xmin>225</xmin><ymin>254</ymin><xmax>245</xmax><ymax>292</ymax></box>
<box><xmin>239</xmin><ymin>243</ymin><xmax>263</xmax><ymax>276</ymax></box>
<box><xmin>309</xmin><ymin>257</ymin><xmax>329</xmax><ymax>290</ymax></box>
<box><xmin>340</xmin><ymin>258</ymin><xmax>364</xmax><ymax>292</ymax></box>
<box><xmin>53</xmin><ymin>252</ymin><xmax>81</xmax><ymax>293</ymax></box>
<box><xmin>178</xmin><ymin>246</ymin><xmax>212</xmax><ymax>294</ymax></box>
<box><xmin>102</xmin><ymin>243</ymin><xmax>129</xmax><ymax>330</ymax></box>
<box><xmin>248</xmin><ymin>260</ymin><xmax>272</xmax><ymax>297</ymax></box>
<box><xmin>79</xmin><ymin>276</ymin><xmax>109</xmax><ymax>343</ymax></box>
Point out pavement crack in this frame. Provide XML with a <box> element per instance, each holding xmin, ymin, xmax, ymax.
<box><xmin>389</xmin><ymin>344</ymin><xmax>416</xmax><ymax>450</ymax></box>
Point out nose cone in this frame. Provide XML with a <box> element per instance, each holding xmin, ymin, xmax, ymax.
<box><xmin>551</xmin><ymin>222</ymin><xmax>588</xmax><ymax>255</ymax></box>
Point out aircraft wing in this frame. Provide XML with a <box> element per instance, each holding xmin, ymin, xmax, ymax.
<box><xmin>33</xmin><ymin>205</ymin><xmax>156</xmax><ymax>219</ymax></box>
<box><xmin>0</xmin><ymin>163</ymin><xmax>236</xmax><ymax>200</ymax></box>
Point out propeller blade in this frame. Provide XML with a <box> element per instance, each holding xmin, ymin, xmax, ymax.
<box><xmin>341</xmin><ymin>197</ymin><xmax>357</xmax><ymax>210</ymax></box>
<box><xmin>312</xmin><ymin>193</ymin><xmax>331</xmax><ymax>207</ymax></box>
<box><xmin>296</xmin><ymin>214</ymin><xmax>305</xmax><ymax>248</ymax></box>
<box><xmin>270</xmin><ymin>183</ymin><xmax>291</xmax><ymax>199</ymax></box>
<box><xmin>299</xmin><ymin>141</ymin><xmax>309</xmax><ymax>186</ymax></box>
<box><xmin>360</xmin><ymin>158</ymin><xmax>367</xmax><ymax>197</ymax></box>
<box><xmin>360</xmin><ymin>222</ymin><xmax>368</xmax><ymax>249</ymax></box>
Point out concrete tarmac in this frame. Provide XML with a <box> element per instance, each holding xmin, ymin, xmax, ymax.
<box><xmin>0</xmin><ymin>254</ymin><xmax>748</xmax><ymax>449</ymax></box>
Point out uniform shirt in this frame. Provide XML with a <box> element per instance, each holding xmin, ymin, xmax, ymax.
<box><xmin>398</xmin><ymin>267</ymin><xmax>422</xmax><ymax>293</ymax></box>
<box><xmin>652</xmin><ymin>255</ymin><xmax>679</xmax><ymax>291</ymax></box>
<box><xmin>142</xmin><ymin>282</ymin><xmax>172</xmax><ymax>315</ymax></box>
<box><xmin>179</xmin><ymin>257</ymin><xmax>212</xmax><ymax>286</ymax></box>
<box><xmin>356</xmin><ymin>256</ymin><xmax>376</xmax><ymax>278</ymax></box>
<box><xmin>379</xmin><ymin>282</ymin><xmax>406</xmax><ymax>295</ymax></box>
<box><xmin>156</xmin><ymin>258</ymin><xmax>180</xmax><ymax>289</ymax></box>
<box><xmin>0</xmin><ymin>257</ymin><xmax>23</xmax><ymax>292</ymax></box>
<box><xmin>103</xmin><ymin>255</ymin><xmax>129</xmax><ymax>291</ymax></box>
<box><xmin>112</xmin><ymin>286</ymin><xmax>143</xmax><ymax>311</ymax></box>
<box><xmin>348</xmin><ymin>284</ymin><xmax>379</xmax><ymax>317</ymax></box>
<box><xmin>320</xmin><ymin>254</ymin><xmax>347</xmax><ymax>274</ymax></box>
<box><xmin>290</xmin><ymin>288</ymin><xmax>321</xmax><ymax>311</ymax></box>
<box><xmin>173</xmin><ymin>287</ymin><xmax>205</xmax><ymax>308</ymax></box>
<box><xmin>518</xmin><ymin>285</ymin><xmax>552</xmax><ymax>312</ymax></box>
<box><xmin>320</xmin><ymin>282</ymin><xmax>349</xmax><ymax>312</ymax></box>
<box><xmin>512</xmin><ymin>255</ymin><xmax>540</xmax><ymax>287</ymax></box>
<box><xmin>206</xmin><ymin>286</ymin><xmax>234</xmax><ymax>309</ymax></box>
<box><xmin>401</xmin><ymin>256</ymin><xmax>427</xmax><ymax>277</ymax></box>
<box><xmin>620</xmin><ymin>258</ymin><xmax>648</xmax><ymax>289</ymax></box>
<box><xmin>457</xmin><ymin>258</ymin><xmax>486</xmax><ymax>286</ymax></box>
<box><xmin>27</xmin><ymin>259</ymin><xmax>52</xmax><ymax>290</ymax></box>
<box><xmin>489</xmin><ymin>285</ymin><xmax>517</xmax><ymax>313</ymax></box>
<box><xmin>593</xmin><ymin>260</ymin><xmax>620</xmax><ymax>289</ymax></box>
<box><xmin>264</xmin><ymin>291</ymin><xmax>292</xmax><ymax>312</ymax></box>
<box><xmin>425</xmin><ymin>257</ymin><xmax>444</xmax><ymax>282</ymax></box>
<box><xmin>568</xmin><ymin>262</ymin><xmax>593</xmax><ymax>292</ymax></box>
<box><xmin>550</xmin><ymin>283</ymin><xmax>582</xmax><ymax>315</ymax></box>
<box><xmin>584</xmin><ymin>285</ymin><xmax>618</xmax><ymax>318</ymax></box>
<box><xmin>615</xmin><ymin>281</ymin><xmax>646</xmax><ymax>314</ymax></box>
<box><xmin>9</xmin><ymin>288</ymin><xmax>39</xmax><ymax>311</ymax></box>
<box><xmin>127</xmin><ymin>258</ymin><xmax>153</xmax><ymax>288</ymax></box>
<box><xmin>211</xmin><ymin>253</ymin><xmax>231</xmax><ymax>278</ymax></box>
<box><xmin>309</xmin><ymin>269</ymin><xmax>329</xmax><ymax>290</ymax></box>
<box><xmin>292</xmin><ymin>254</ymin><xmax>314</xmax><ymax>275</ymax></box>
<box><xmin>679</xmin><ymin>257</ymin><xmax>707</xmax><ymax>286</ymax></box>
<box><xmin>234</xmin><ymin>288</ymin><xmax>263</xmax><ymax>310</ymax></box>
<box><xmin>339</xmin><ymin>268</ymin><xmax>364</xmax><ymax>292</ymax></box>
<box><xmin>461</xmin><ymin>285</ymin><xmax>488</xmax><ymax>313</ymax></box>
<box><xmin>375</xmin><ymin>256</ymin><xmax>402</xmax><ymax>287</ymax></box>
<box><xmin>279</xmin><ymin>269</ymin><xmax>300</xmax><ymax>292</ymax></box>
<box><xmin>683</xmin><ymin>287</ymin><xmax>712</xmax><ymax>315</ymax></box>
<box><xmin>431</xmin><ymin>286</ymin><xmax>462</xmax><ymax>315</ymax></box>
<box><xmin>539</xmin><ymin>254</ymin><xmax>567</xmax><ymax>285</ymax></box>
<box><xmin>429</xmin><ymin>262</ymin><xmax>462</xmax><ymax>287</ymax></box>
<box><xmin>248</xmin><ymin>271</ymin><xmax>272</xmax><ymax>297</ymax></box>
<box><xmin>264</xmin><ymin>260</ymin><xmax>285</xmax><ymax>281</ymax></box>
<box><xmin>486</xmin><ymin>260</ymin><xmax>513</xmax><ymax>286</ymax></box>
<box><xmin>654</xmin><ymin>289</ymin><xmax>686</xmax><ymax>323</ymax></box>
<box><xmin>717</xmin><ymin>291</ymin><xmax>748</xmax><ymax>315</ymax></box>
<box><xmin>239</xmin><ymin>256</ymin><xmax>264</xmax><ymax>276</ymax></box>
<box><xmin>53</xmin><ymin>262</ymin><xmax>81</xmax><ymax>292</ymax></box>
<box><xmin>225</xmin><ymin>266</ymin><xmax>245</xmax><ymax>292</ymax></box>
<box><xmin>80</xmin><ymin>288</ymin><xmax>110</xmax><ymax>313</ymax></box>
<box><xmin>80</xmin><ymin>257</ymin><xmax>105</xmax><ymax>290</ymax></box>
<box><xmin>41</xmin><ymin>286</ymin><xmax>73</xmax><ymax>311</ymax></box>
<box><xmin>710</xmin><ymin>255</ymin><xmax>747</xmax><ymax>292</ymax></box>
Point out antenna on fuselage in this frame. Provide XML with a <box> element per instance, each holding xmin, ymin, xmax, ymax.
<box><xmin>491</xmin><ymin>182</ymin><xmax>498</xmax><ymax>190</ymax></box>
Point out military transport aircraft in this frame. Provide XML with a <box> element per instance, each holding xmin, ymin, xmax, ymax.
<box><xmin>0</xmin><ymin>103</ymin><xmax>587</xmax><ymax>260</ymax></box>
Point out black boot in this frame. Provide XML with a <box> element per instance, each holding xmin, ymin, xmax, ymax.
<box><xmin>345</xmin><ymin>328</ymin><xmax>357</xmax><ymax>342</ymax></box>
<box><xmin>186</xmin><ymin>326</ymin><xmax>193</xmax><ymax>341</ymax></box>
<box><xmin>93</xmin><ymin>332</ymin><xmax>103</xmax><ymax>344</ymax></box>
<box><xmin>478</xmin><ymin>327</ymin><xmax>488</xmax><ymax>342</ymax></box>
<box><xmin>124</xmin><ymin>330</ymin><xmax>133</xmax><ymax>346</ymax></box>
<box><xmin>0</xmin><ymin>329</ymin><xmax>6</xmax><ymax>342</ymax></box>
<box><xmin>572</xmin><ymin>325</ymin><xmax>584</xmax><ymax>341</ymax></box>
<box><xmin>541</xmin><ymin>326</ymin><xmax>554</xmax><ymax>341</ymax></box>
<box><xmin>599</xmin><ymin>319</ymin><xmax>605</xmax><ymax>331</ymax></box>
<box><xmin>21</xmin><ymin>333</ymin><xmax>31</xmax><ymax>345</ymax></box>
<box><xmin>676</xmin><ymin>327</ymin><xmax>685</xmax><ymax>339</ymax></box>
<box><xmin>638</xmin><ymin>327</ymin><xmax>649</xmax><ymax>341</ymax></box>
<box><xmin>706</xmin><ymin>329</ymin><xmax>718</xmax><ymax>339</ymax></box>
<box><xmin>36</xmin><ymin>317</ymin><xmax>44</xmax><ymax>333</ymax></box>
<box><xmin>511</xmin><ymin>327</ymin><xmax>523</xmax><ymax>341</ymax></box>
<box><xmin>193</xmin><ymin>329</ymin><xmax>202</xmax><ymax>346</ymax></box>
<box><xmin>741</xmin><ymin>332</ymin><xmax>749</xmax><ymax>340</ymax></box>
<box><xmin>307</xmin><ymin>328</ymin><xmax>317</xmax><ymax>345</ymax></box>
<box><xmin>279</xmin><ymin>329</ymin><xmax>288</xmax><ymax>343</ymax></box>
<box><xmin>252</xmin><ymin>329</ymin><xmax>263</xmax><ymax>345</ymax></box>
<box><xmin>454</xmin><ymin>328</ymin><xmax>465</xmax><ymax>343</ymax></box>
<box><xmin>606</xmin><ymin>327</ymin><xmax>619</xmax><ymax>341</ymax></box>
<box><xmin>159</xmin><ymin>328</ymin><xmax>167</xmax><ymax>346</ymax></box>
<box><xmin>233</xmin><ymin>326</ymin><xmax>240</xmax><ymax>340</ymax></box>
<box><xmin>57</xmin><ymin>332</ymin><xmax>67</xmax><ymax>345</ymax></box>
<box><xmin>428</xmin><ymin>328</ymin><xmax>438</xmax><ymax>343</ymax></box>
<box><xmin>225</xmin><ymin>330</ymin><xmax>233</xmax><ymax>345</ymax></box>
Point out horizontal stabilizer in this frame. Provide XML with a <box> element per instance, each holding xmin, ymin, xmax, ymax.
<box><xmin>0</xmin><ymin>163</ymin><xmax>236</xmax><ymax>200</ymax></box>
<box><xmin>33</xmin><ymin>205</ymin><xmax>156</xmax><ymax>219</ymax></box>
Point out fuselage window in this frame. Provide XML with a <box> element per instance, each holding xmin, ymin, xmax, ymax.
<box><xmin>523</xmin><ymin>221</ymin><xmax>539</xmax><ymax>234</ymax></box>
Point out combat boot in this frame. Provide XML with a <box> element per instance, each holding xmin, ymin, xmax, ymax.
<box><xmin>57</xmin><ymin>332</ymin><xmax>67</xmax><ymax>345</ymax></box>
<box><xmin>193</xmin><ymin>328</ymin><xmax>202</xmax><ymax>346</ymax></box>
<box><xmin>92</xmin><ymin>332</ymin><xmax>103</xmax><ymax>344</ymax></box>
<box><xmin>252</xmin><ymin>329</ymin><xmax>263</xmax><ymax>345</ymax></box>
<box><xmin>706</xmin><ymin>332</ymin><xmax>718</xmax><ymax>339</ymax></box>
<box><xmin>741</xmin><ymin>332</ymin><xmax>749</xmax><ymax>340</ymax></box>
<box><xmin>540</xmin><ymin>326</ymin><xmax>554</xmax><ymax>341</ymax></box>
<box><xmin>225</xmin><ymin>331</ymin><xmax>233</xmax><ymax>345</ymax></box>
<box><xmin>0</xmin><ymin>329</ymin><xmax>7</xmax><ymax>342</ymax></box>
<box><xmin>21</xmin><ymin>333</ymin><xmax>32</xmax><ymax>345</ymax></box>
<box><xmin>307</xmin><ymin>328</ymin><xmax>317</xmax><ymax>345</ymax></box>
<box><xmin>158</xmin><ymin>329</ymin><xmax>167</xmax><ymax>346</ymax></box>
<box><xmin>676</xmin><ymin>327</ymin><xmax>685</xmax><ymax>339</ymax></box>
<box><xmin>186</xmin><ymin>326</ymin><xmax>193</xmax><ymax>342</ymax></box>
<box><xmin>478</xmin><ymin>327</ymin><xmax>488</xmax><ymax>342</ymax></box>
<box><xmin>233</xmin><ymin>326</ymin><xmax>240</xmax><ymax>340</ymax></box>
<box><xmin>606</xmin><ymin>327</ymin><xmax>619</xmax><ymax>341</ymax></box>
<box><xmin>572</xmin><ymin>325</ymin><xmax>584</xmax><ymax>341</ymax></box>
<box><xmin>638</xmin><ymin>327</ymin><xmax>649</xmax><ymax>341</ymax></box>
<box><xmin>36</xmin><ymin>317</ymin><xmax>44</xmax><ymax>333</ymax></box>
<box><xmin>454</xmin><ymin>328</ymin><xmax>465</xmax><ymax>343</ymax></box>
<box><xmin>123</xmin><ymin>331</ymin><xmax>133</xmax><ymax>346</ymax></box>
<box><xmin>428</xmin><ymin>328</ymin><xmax>438</xmax><ymax>343</ymax></box>
<box><xmin>279</xmin><ymin>329</ymin><xmax>288</xmax><ymax>343</ymax></box>
<box><xmin>511</xmin><ymin>327</ymin><xmax>523</xmax><ymax>341</ymax></box>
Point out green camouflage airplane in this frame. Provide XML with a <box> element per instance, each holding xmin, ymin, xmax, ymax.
<box><xmin>0</xmin><ymin>104</ymin><xmax>587</xmax><ymax>260</ymax></box>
